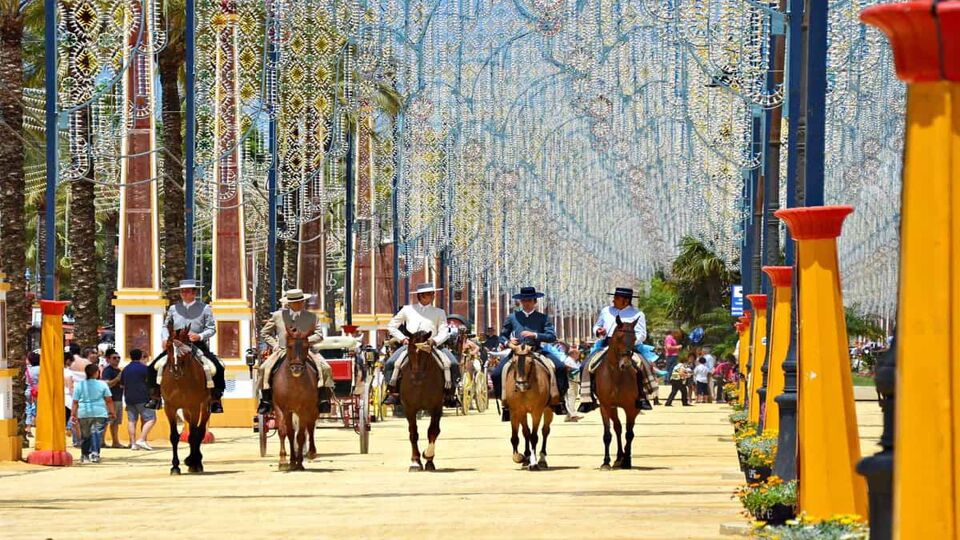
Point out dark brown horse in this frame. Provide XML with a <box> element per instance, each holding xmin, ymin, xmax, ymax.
<box><xmin>398</xmin><ymin>325</ymin><xmax>444</xmax><ymax>471</ymax></box>
<box><xmin>161</xmin><ymin>324</ymin><xmax>211</xmax><ymax>475</ymax></box>
<box><xmin>500</xmin><ymin>342</ymin><xmax>554</xmax><ymax>470</ymax></box>
<box><xmin>272</xmin><ymin>328</ymin><xmax>319</xmax><ymax>471</ymax></box>
<box><xmin>594</xmin><ymin>316</ymin><xmax>641</xmax><ymax>469</ymax></box>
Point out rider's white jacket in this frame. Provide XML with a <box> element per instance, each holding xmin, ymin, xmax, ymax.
<box><xmin>387</xmin><ymin>303</ymin><xmax>450</xmax><ymax>345</ymax></box>
<box><xmin>592</xmin><ymin>305</ymin><xmax>648</xmax><ymax>343</ymax></box>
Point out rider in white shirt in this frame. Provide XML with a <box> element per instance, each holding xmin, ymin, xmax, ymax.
<box><xmin>383</xmin><ymin>283</ymin><xmax>454</xmax><ymax>405</ymax></box>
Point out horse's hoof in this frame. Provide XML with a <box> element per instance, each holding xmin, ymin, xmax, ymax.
<box><xmin>512</xmin><ymin>453</ymin><xmax>524</xmax><ymax>464</ymax></box>
<box><xmin>408</xmin><ymin>465</ymin><xmax>424</xmax><ymax>472</ymax></box>
<box><xmin>292</xmin><ymin>463</ymin><xmax>305</xmax><ymax>472</ymax></box>
<box><xmin>528</xmin><ymin>463</ymin><xmax>540</xmax><ymax>471</ymax></box>
<box><xmin>424</xmin><ymin>461</ymin><xmax>436</xmax><ymax>472</ymax></box>
<box><xmin>538</xmin><ymin>458</ymin><xmax>549</xmax><ymax>470</ymax></box>
<box><xmin>188</xmin><ymin>465</ymin><xmax>203</xmax><ymax>473</ymax></box>
<box><xmin>620</xmin><ymin>461</ymin><xmax>632</xmax><ymax>470</ymax></box>
<box><xmin>600</xmin><ymin>463</ymin><xmax>612</xmax><ymax>471</ymax></box>
<box><xmin>613</xmin><ymin>459</ymin><xmax>623</xmax><ymax>468</ymax></box>
<box><xmin>306</xmin><ymin>451</ymin><xmax>317</xmax><ymax>461</ymax></box>
<box><xmin>170</xmin><ymin>467</ymin><xmax>181</xmax><ymax>476</ymax></box>
<box><xmin>278</xmin><ymin>463</ymin><xmax>290</xmax><ymax>472</ymax></box>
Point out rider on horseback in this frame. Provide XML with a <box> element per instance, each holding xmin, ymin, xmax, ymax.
<box><xmin>145</xmin><ymin>279</ymin><xmax>226</xmax><ymax>413</ymax></box>
<box><xmin>490</xmin><ymin>287</ymin><xmax>579</xmax><ymax>415</ymax></box>
<box><xmin>382</xmin><ymin>283</ymin><xmax>456</xmax><ymax>406</ymax></box>
<box><xmin>578</xmin><ymin>287</ymin><xmax>655</xmax><ymax>413</ymax></box>
<box><xmin>256</xmin><ymin>289</ymin><xmax>335</xmax><ymax>415</ymax></box>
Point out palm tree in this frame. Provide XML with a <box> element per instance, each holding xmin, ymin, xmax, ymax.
<box><xmin>157</xmin><ymin>0</ymin><xmax>186</xmax><ymax>301</ymax></box>
<box><xmin>69</xmin><ymin>109</ymin><xmax>100</xmax><ymax>345</ymax></box>
<box><xmin>668</xmin><ymin>236</ymin><xmax>739</xmax><ymax>325</ymax></box>
<box><xmin>0</xmin><ymin>0</ymin><xmax>39</xmax><ymax>437</ymax></box>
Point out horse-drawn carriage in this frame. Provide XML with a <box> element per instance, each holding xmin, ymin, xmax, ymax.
<box><xmin>253</xmin><ymin>336</ymin><xmax>373</xmax><ymax>456</ymax></box>
<box><xmin>457</xmin><ymin>350</ymin><xmax>490</xmax><ymax>415</ymax></box>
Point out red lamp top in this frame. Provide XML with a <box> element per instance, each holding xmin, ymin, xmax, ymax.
<box><xmin>39</xmin><ymin>300</ymin><xmax>71</xmax><ymax>316</ymax></box>
<box><xmin>861</xmin><ymin>2</ymin><xmax>960</xmax><ymax>83</ymax></box>
<box><xmin>775</xmin><ymin>205</ymin><xmax>854</xmax><ymax>240</ymax></box>
<box><xmin>745</xmin><ymin>294</ymin><xmax>768</xmax><ymax>311</ymax></box>
<box><xmin>762</xmin><ymin>266</ymin><xmax>793</xmax><ymax>288</ymax></box>
<box><xmin>341</xmin><ymin>324</ymin><xmax>359</xmax><ymax>335</ymax></box>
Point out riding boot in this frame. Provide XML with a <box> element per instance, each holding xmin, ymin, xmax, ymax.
<box><xmin>501</xmin><ymin>406</ymin><xmax>510</xmax><ymax>422</ymax></box>
<box><xmin>317</xmin><ymin>387</ymin><xmax>333</xmax><ymax>414</ymax></box>
<box><xmin>383</xmin><ymin>382</ymin><xmax>400</xmax><ymax>405</ymax></box>
<box><xmin>257</xmin><ymin>388</ymin><xmax>273</xmax><ymax>415</ymax></box>
<box><xmin>209</xmin><ymin>390</ymin><xmax>224</xmax><ymax>414</ymax></box>
<box><xmin>577</xmin><ymin>401</ymin><xmax>597</xmax><ymax>414</ymax></box>
<box><xmin>145</xmin><ymin>386</ymin><xmax>163</xmax><ymax>410</ymax></box>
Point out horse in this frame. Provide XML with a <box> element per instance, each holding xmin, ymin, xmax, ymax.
<box><xmin>593</xmin><ymin>316</ymin><xmax>641</xmax><ymax>470</ymax></box>
<box><xmin>499</xmin><ymin>341</ymin><xmax>554</xmax><ymax>471</ymax></box>
<box><xmin>271</xmin><ymin>327</ymin><xmax>319</xmax><ymax>471</ymax></box>
<box><xmin>398</xmin><ymin>325</ymin><xmax>445</xmax><ymax>471</ymax></box>
<box><xmin>161</xmin><ymin>324</ymin><xmax>212</xmax><ymax>475</ymax></box>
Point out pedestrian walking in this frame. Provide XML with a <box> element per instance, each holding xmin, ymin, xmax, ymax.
<box><xmin>121</xmin><ymin>349</ymin><xmax>156</xmax><ymax>450</ymax></box>
<box><xmin>701</xmin><ymin>346</ymin><xmax>716</xmax><ymax>403</ymax></box>
<box><xmin>70</xmin><ymin>363</ymin><xmax>116</xmax><ymax>463</ymax></box>
<box><xmin>663</xmin><ymin>330</ymin><xmax>681</xmax><ymax>384</ymax></box>
<box><xmin>64</xmin><ymin>352</ymin><xmax>80</xmax><ymax>446</ymax></box>
<box><xmin>100</xmin><ymin>348</ymin><xmax>124</xmax><ymax>448</ymax></box>
<box><xmin>664</xmin><ymin>354</ymin><xmax>693</xmax><ymax>406</ymax></box>
<box><xmin>713</xmin><ymin>355</ymin><xmax>735</xmax><ymax>403</ymax></box>
<box><xmin>693</xmin><ymin>357</ymin><xmax>710</xmax><ymax>403</ymax></box>
<box><xmin>565</xmin><ymin>348</ymin><xmax>583</xmax><ymax>422</ymax></box>
<box><xmin>24</xmin><ymin>351</ymin><xmax>40</xmax><ymax>439</ymax></box>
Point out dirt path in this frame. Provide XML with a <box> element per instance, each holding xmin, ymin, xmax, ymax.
<box><xmin>1</xmin><ymin>402</ymin><xmax>749</xmax><ymax>539</ymax></box>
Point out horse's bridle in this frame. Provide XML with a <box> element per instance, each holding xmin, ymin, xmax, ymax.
<box><xmin>287</xmin><ymin>334</ymin><xmax>307</xmax><ymax>377</ymax></box>
<box><xmin>610</xmin><ymin>327</ymin><xmax>638</xmax><ymax>370</ymax></box>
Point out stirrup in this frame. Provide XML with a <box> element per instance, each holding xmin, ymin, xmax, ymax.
<box><xmin>383</xmin><ymin>393</ymin><xmax>400</xmax><ymax>406</ymax></box>
<box><xmin>210</xmin><ymin>400</ymin><xmax>224</xmax><ymax>414</ymax></box>
<box><xmin>257</xmin><ymin>400</ymin><xmax>273</xmax><ymax>415</ymax></box>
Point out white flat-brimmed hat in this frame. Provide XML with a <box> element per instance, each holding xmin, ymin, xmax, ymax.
<box><xmin>282</xmin><ymin>288</ymin><xmax>312</xmax><ymax>302</ymax></box>
<box><xmin>410</xmin><ymin>282</ymin><xmax>443</xmax><ymax>295</ymax></box>
<box><xmin>172</xmin><ymin>279</ymin><xmax>203</xmax><ymax>290</ymax></box>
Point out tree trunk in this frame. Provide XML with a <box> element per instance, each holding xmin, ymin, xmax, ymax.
<box><xmin>157</xmin><ymin>29</ymin><xmax>185</xmax><ymax>303</ymax></box>
<box><xmin>0</xmin><ymin>10</ymin><xmax>29</xmax><ymax>435</ymax></box>
<box><xmin>101</xmin><ymin>210</ymin><xmax>119</xmax><ymax>325</ymax></box>
<box><xmin>70</xmin><ymin>109</ymin><xmax>99</xmax><ymax>347</ymax></box>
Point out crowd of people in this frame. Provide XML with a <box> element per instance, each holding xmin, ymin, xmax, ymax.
<box><xmin>23</xmin><ymin>343</ymin><xmax>157</xmax><ymax>464</ymax></box>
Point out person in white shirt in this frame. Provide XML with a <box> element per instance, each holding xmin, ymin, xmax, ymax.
<box><xmin>693</xmin><ymin>357</ymin><xmax>711</xmax><ymax>403</ymax></box>
<box><xmin>383</xmin><ymin>283</ymin><xmax>454</xmax><ymax>405</ymax></box>
<box><xmin>579</xmin><ymin>287</ymin><xmax>654</xmax><ymax>413</ymax></box>
<box><xmin>701</xmin><ymin>346</ymin><xmax>716</xmax><ymax>403</ymax></box>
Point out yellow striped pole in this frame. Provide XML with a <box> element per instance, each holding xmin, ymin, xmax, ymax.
<box><xmin>27</xmin><ymin>300</ymin><xmax>73</xmax><ymax>466</ymax></box>
<box><xmin>762</xmin><ymin>266</ymin><xmax>793</xmax><ymax>433</ymax></box>
<box><xmin>776</xmin><ymin>206</ymin><xmax>867</xmax><ymax>518</ymax></box>
<box><xmin>746</xmin><ymin>295</ymin><xmax>768</xmax><ymax>425</ymax></box>
<box><xmin>860</xmin><ymin>4</ymin><xmax>960</xmax><ymax>536</ymax></box>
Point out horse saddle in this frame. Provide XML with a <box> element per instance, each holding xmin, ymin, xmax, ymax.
<box><xmin>272</xmin><ymin>350</ymin><xmax>320</xmax><ymax>378</ymax></box>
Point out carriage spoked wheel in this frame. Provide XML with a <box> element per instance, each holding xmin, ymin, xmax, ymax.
<box><xmin>459</xmin><ymin>370</ymin><xmax>474</xmax><ymax>416</ymax></box>
<box><xmin>257</xmin><ymin>413</ymin><xmax>276</xmax><ymax>457</ymax></box>
<box><xmin>474</xmin><ymin>370</ymin><xmax>489</xmax><ymax>413</ymax></box>
<box><xmin>358</xmin><ymin>378</ymin><xmax>371</xmax><ymax>454</ymax></box>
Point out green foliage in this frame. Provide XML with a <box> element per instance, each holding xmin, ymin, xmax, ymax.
<box><xmin>754</xmin><ymin>514</ymin><xmax>868</xmax><ymax>539</ymax></box>
<box><xmin>736</xmin><ymin>477</ymin><xmax>797</xmax><ymax>515</ymax></box>
<box><xmin>845</xmin><ymin>305</ymin><xmax>884</xmax><ymax>341</ymax></box>
<box><xmin>668</xmin><ymin>236</ymin><xmax>739</xmax><ymax>325</ymax></box>
<box><xmin>635</xmin><ymin>275</ymin><xmax>676</xmax><ymax>338</ymax></box>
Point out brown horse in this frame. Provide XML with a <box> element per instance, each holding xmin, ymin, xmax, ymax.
<box><xmin>272</xmin><ymin>328</ymin><xmax>319</xmax><ymax>471</ymax></box>
<box><xmin>500</xmin><ymin>342</ymin><xmax>554</xmax><ymax>470</ymax></box>
<box><xmin>594</xmin><ymin>316</ymin><xmax>641</xmax><ymax>470</ymax></box>
<box><xmin>161</xmin><ymin>325</ymin><xmax>211</xmax><ymax>475</ymax></box>
<box><xmin>398</xmin><ymin>325</ymin><xmax>445</xmax><ymax>471</ymax></box>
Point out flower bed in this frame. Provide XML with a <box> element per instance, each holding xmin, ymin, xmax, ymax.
<box><xmin>735</xmin><ymin>476</ymin><xmax>797</xmax><ymax>525</ymax></box>
<box><xmin>752</xmin><ymin>514</ymin><xmax>868</xmax><ymax>539</ymax></box>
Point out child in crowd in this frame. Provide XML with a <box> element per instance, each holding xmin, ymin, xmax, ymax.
<box><xmin>693</xmin><ymin>357</ymin><xmax>710</xmax><ymax>403</ymax></box>
<box><xmin>71</xmin><ymin>363</ymin><xmax>116</xmax><ymax>463</ymax></box>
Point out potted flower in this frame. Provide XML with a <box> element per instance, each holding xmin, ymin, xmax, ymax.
<box><xmin>739</xmin><ymin>432</ymin><xmax>777</xmax><ymax>482</ymax></box>
<box><xmin>723</xmin><ymin>381</ymin><xmax>739</xmax><ymax>402</ymax></box>
<box><xmin>753</xmin><ymin>513</ymin><xmax>867</xmax><ymax>539</ymax></box>
<box><xmin>735</xmin><ymin>476</ymin><xmax>797</xmax><ymax>525</ymax></box>
<box><xmin>729</xmin><ymin>410</ymin><xmax>749</xmax><ymax>433</ymax></box>
<box><xmin>733</xmin><ymin>423</ymin><xmax>758</xmax><ymax>471</ymax></box>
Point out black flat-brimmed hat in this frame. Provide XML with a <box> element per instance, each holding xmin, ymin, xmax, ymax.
<box><xmin>513</xmin><ymin>286</ymin><xmax>545</xmax><ymax>300</ymax></box>
<box><xmin>608</xmin><ymin>287</ymin><xmax>640</xmax><ymax>298</ymax></box>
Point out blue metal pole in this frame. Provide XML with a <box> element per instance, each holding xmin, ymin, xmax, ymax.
<box><xmin>391</xmin><ymin>115</ymin><xmax>402</xmax><ymax>313</ymax></box>
<box><xmin>783</xmin><ymin>0</ymin><xmax>805</xmax><ymax>265</ymax></box>
<box><xmin>184</xmin><ymin>0</ymin><xmax>196</xmax><ymax>279</ymax></box>
<box><xmin>344</xmin><ymin>125</ymin><xmax>354</xmax><ymax>325</ymax></box>
<box><xmin>803</xmin><ymin>0</ymin><xmax>827</xmax><ymax>207</ymax></box>
<box><xmin>43</xmin><ymin>0</ymin><xmax>57</xmax><ymax>300</ymax></box>
<box><xmin>267</xmin><ymin>3</ymin><xmax>278</xmax><ymax>312</ymax></box>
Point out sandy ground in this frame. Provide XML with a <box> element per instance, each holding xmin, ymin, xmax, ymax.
<box><xmin>0</xmin><ymin>395</ymin><xmax>883</xmax><ymax>540</ymax></box>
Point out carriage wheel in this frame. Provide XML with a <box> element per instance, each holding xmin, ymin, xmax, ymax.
<box><xmin>460</xmin><ymin>371</ymin><xmax>474</xmax><ymax>416</ymax></box>
<box><xmin>370</xmin><ymin>379</ymin><xmax>386</xmax><ymax>422</ymax></box>
<box><xmin>475</xmin><ymin>371</ymin><xmax>489</xmax><ymax>413</ymax></box>
<box><xmin>258</xmin><ymin>414</ymin><xmax>268</xmax><ymax>457</ymax></box>
<box><xmin>359</xmin><ymin>380</ymin><xmax>371</xmax><ymax>454</ymax></box>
